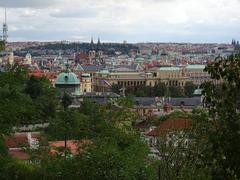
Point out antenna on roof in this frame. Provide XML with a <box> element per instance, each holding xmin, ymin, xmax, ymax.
<box><xmin>5</xmin><ymin>8</ymin><xmax>7</xmax><ymax>24</ymax></box>
<box><xmin>2</xmin><ymin>8</ymin><xmax>8</xmax><ymax>42</ymax></box>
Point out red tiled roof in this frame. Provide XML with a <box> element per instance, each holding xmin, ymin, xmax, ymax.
<box><xmin>49</xmin><ymin>140</ymin><xmax>78</xmax><ymax>155</ymax></box>
<box><xmin>8</xmin><ymin>149</ymin><xmax>29</xmax><ymax>160</ymax></box>
<box><xmin>31</xmin><ymin>132</ymin><xmax>41</xmax><ymax>139</ymax></box>
<box><xmin>49</xmin><ymin>140</ymin><xmax>92</xmax><ymax>155</ymax></box>
<box><xmin>5</xmin><ymin>134</ymin><xmax>28</xmax><ymax>148</ymax></box>
<box><xmin>45</xmin><ymin>72</ymin><xmax>57</xmax><ymax>80</ymax></box>
<box><xmin>75</xmin><ymin>52</ymin><xmax>89</xmax><ymax>60</ymax></box>
<box><xmin>146</xmin><ymin>118</ymin><xmax>191</xmax><ymax>136</ymax></box>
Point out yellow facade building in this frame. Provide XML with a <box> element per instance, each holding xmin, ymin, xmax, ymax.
<box><xmin>93</xmin><ymin>65</ymin><xmax>211</xmax><ymax>91</ymax></box>
<box><xmin>80</xmin><ymin>73</ymin><xmax>92</xmax><ymax>93</ymax></box>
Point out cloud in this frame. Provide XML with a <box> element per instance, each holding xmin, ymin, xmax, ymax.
<box><xmin>2</xmin><ymin>0</ymin><xmax>240</xmax><ymax>42</ymax></box>
<box><xmin>0</xmin><ymin>0</ymin><xmax>59</xmax><ymax>8</ymax></box>
<box><xmin>50</xmin><ymin>8</ymin><xmax>98</xmax><ymax>18</ymax></box>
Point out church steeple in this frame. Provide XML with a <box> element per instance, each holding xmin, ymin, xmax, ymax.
<box><xmin>97</xmin><ymin>37</ymin><xmax>101</xmax><ymax>45</ymax></box>
<box><xmin>91</xmin><ymin>37</ymin><xmax>94</xmax><ymax>45</ymax></box>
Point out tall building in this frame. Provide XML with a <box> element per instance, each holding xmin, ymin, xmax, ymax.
<box><xmin>25</xmin><ymin>53</ymin><xmax>32</xmax><ymax>65</ymax></box>
<box><xmin>55</xmin><ymin>66</ymin><xmax>82</xmax><ymax>96</ymax></box>
<box><xmin>2</xmin><ymin>8</ymin><xmax>8</xmax><ymax>42</ymax></box>
<box><xmin>80</xmin><ymin>73</ymin><xmax>92</xmax><ymax>93</ymax></box>
<box><xmin>8</xmin><ymin>52</ymin><xmax>14</xmax><ymax>65</ymax></box>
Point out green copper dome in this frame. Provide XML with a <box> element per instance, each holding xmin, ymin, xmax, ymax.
<box><xmin>55</xmin><ymin>72</ymin><xmax>80</xmax><ymax>85</ymax></box>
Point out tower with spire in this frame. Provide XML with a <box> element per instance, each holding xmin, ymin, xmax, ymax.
<box><xmin>97</xmin><ymin>37</ymin><xmax>101</xmax><ymax>45</ymax></box>
<box><xmin>91</xmin><ymin>37</ymin><xmax>94</xmax><ymax>45</ymax></box>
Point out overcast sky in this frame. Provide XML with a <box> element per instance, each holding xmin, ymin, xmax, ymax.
<box><xmin>0</xmin><ymin>0</ymin><xmax>239</xmax><ymax>43</ymax></box>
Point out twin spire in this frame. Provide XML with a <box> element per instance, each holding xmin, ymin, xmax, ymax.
<box><xmin>90</xmin><ymin>37</ymin><xmax>101</xmax><ymax>45</ymax></box>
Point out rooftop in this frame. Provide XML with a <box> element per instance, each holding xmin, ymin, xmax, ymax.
<box><xmin>55</xmin><ymin>72</ymin><xmax>80</xmax><ymax>85</ymax></box>
<box><xmin>146</xmin><ymin>118</ymin><xmax>191</xmax><ymax>136</ymax></box>
<box><xmin>159</xmin><ymin>67</ymin><xmax>180</xmax><ymax>71</ymax></box>
<box><xmin>186</xmin><ymin>64</ymin><xmax>206</xmax><ymax>70</ymax></box>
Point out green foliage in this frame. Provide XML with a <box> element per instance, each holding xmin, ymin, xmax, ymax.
<box><xmin>157</xmin><ymin>130</ymin><xmax>212</xmax><ymax>180</ymax></box>
<box><xmin>115</xmin><ymin>83</ymin><xmax>186</xmax><ymax>97</ymax></box>
<box><xmin>37</xmin><ymin>97</ymin><xmax>157</xmax><ymax>179</ymax></box>
<box><xmin>168</xmin><ymin>86</ymin><xmax>184</xmax><ymax>97</ymax></box>
<box><xmin>61</xmin><ymin>91</ymin><xmax>72</xmax><ymax>110</ymax></box>
<box><xmin>46</xmin><ymin>109</ymin><xmax>89</xmax><ymax>140</ymax></box>
<box><xmin>0</xmin><ymin>41</ymin><xmax>5</xmax><ymax>52</ymax></box>
<box><xmin>25</xmin><ymin>76</ymin><xmax>58</xmax><ymax>121</ymax></box>
<box><xmin>0</xmin><ymin>159</ymin><xmax>37</xmax><ymax>180</ymax></box>
<box><xmin>111</xmin><ymin>83</ymin><xmax>121</xmax><ymax>94</ymax></box>
<box><xmin>184</xmin><ymin>81</ymin><xmax>197</xmax><ymax>97</ymax></box>
<box><xmin>21</xmin><ymin>42</ymin><xmax>139</xmax><ymax>56</ymax></box>
<box><xmin>0</xmin><ymin>65</ymin><xmax>58</xmax><ymax>133</ymax></box>
<box><xmin>201</xmin><ymin>54</ymin><xmax>240</xmax><ymax>178</ymax></box>
<box><xmin>153</xmin><ymin>82</ymin><xmax>167</xmax><ymax>97</ymax></box>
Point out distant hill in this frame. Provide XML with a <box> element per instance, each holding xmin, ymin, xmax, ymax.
<box><xmin>17</xmin><ymin>42</ymin><xmax>139</xmax><ymax>56</ymax></box>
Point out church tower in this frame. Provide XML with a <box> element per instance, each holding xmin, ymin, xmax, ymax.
<box><xmin>8</xmin><ymin>52</ymin><xmax>14</xmax><ymax>65</ymax></box>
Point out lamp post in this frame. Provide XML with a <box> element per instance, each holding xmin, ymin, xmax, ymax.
<box><xmin>61</xmin><ymin>91</ymin><xmax>72</xmax><ymax>157</ymax></box>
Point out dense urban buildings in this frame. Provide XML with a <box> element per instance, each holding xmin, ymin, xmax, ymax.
<box><xmin>0</xmin><ymin>1</ymin><xmax>240</xmax><ymax>179</ymax></box>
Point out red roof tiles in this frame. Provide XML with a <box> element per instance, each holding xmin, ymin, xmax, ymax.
<box><xmin>5</xmin><ymin>133</ymin><xmax>28</xmax><ymax>148</ymax></box>
<box><xmin>146</xmin><ymin>118</ymin><xmax>191</xmax><ymax>136</ymax></box>
<box><xmin>8</xmin><ymin>149</ymin><xmax>29</xmax><ymax>160</ymax></box>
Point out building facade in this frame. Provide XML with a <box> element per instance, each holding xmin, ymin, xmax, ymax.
<box><xmin>93</xmin><ymin>64</ymin><xmax>211</xmax><ymax>91</ymax></box>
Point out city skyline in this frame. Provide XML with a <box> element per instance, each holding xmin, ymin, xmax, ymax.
<box><xmin>0</xmin><ymin>0</ymin><xmax>239</xmax><ymax>43</ymax></box>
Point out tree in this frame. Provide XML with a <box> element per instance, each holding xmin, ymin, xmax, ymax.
<box><xmin>46</xmin><ymin>109</ymin><xmax>89</xmax><ymax>141</ymax></box>
<box><xmin>25</xmin><ymin>76</ymin><xmax>58</xmax><ymax>121</ymax></box>
<box><xmin>33</xmin><ymin>98</ymin><xmax>157</xmax><ymax>179</ymax></box>
<box><xmin>169</xmin><ymin>86</ymin><xmax>184</xmax><ymax>97</ymax></box>
<box><xmin>157</xmin><ymin>130</ymin><xmax>211</xmax><ymax>180</ymax></box>
<box><xmin>111</xmin><ymin>84</ymin><xmax>121</xmax><ymax>94</ymax></box>
<box><xmin>61</xmin><ymin>91</ymin><xmax>72</xmax><ymax>111</ymax></box>
<box><xmin>153</xmin><ymin>82</ymin><xmax>167</xmax><ymax>97</ymax></box>
<box><xmin>0</xmin><ymin>65</ymin><xmax>58</xmax><ymax>132</ymax></box>
<box><xmin>202</xmin><ymin>54</ymin><xmax>240</xmax><ymax>178</ymax></box>
<box><xmin>184</xmin><ymin>81</ymin><xmax>196</xmax><ymax>97</ymax></box>
<box><xmin>0</xmin><ymin>41</ymin><xmax>5</xmax><ymax>52</ymax></box>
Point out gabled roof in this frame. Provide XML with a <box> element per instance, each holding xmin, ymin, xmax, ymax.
<box><xmin>75</xmin><ymin>64</ymin><xmax>84</xmax><ymax>71</ymax></box>
<box><xmin>146</xmin><ymin>118</ymin><xmax>191</xmax><ymax>136</ymax></box>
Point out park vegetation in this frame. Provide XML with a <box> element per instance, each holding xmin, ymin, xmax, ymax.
<box><xmin>112</xmin><ymin>81</ymin><xmax>197</xmax><ymax>98</ymax></box>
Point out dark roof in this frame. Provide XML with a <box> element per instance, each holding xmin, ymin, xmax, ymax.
<box><xmin>113</xmin><ymin>64</ymin><xmax>143</xmax><ymax>72</ymax></box>
<box><xmin>170</xmin><ymin>97</ymin><xmax>202</xmax><ymax>107</ymax></box>
<box><xmin>84</xmin><ymin>92</ymin><xmax>120</xmax><ymax>98</ymax></box>
<box><xmin>146</xmin><ymin>118</ymin><xmax>191</xmax><ymax>136</ymax></box>
<box><xmin>81</xmin><ymin>65</ymin><xmax>105</xmax><ymax>72</ymax></box>
<box><xmin>134</xmin><ymin>97</ymin><xmax>202</xmax><ymax>107</ymax></box>
<box><xmin>135</xmin><ymin>97</ymin><xmax>156</xmax><ymax>106</ymax></box>
<box><xmin>135</xmin><ymin>120</ymin><xmax>150</xmax><ymax>129</ymax></box>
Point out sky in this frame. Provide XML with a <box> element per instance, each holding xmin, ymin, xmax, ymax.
<box><xmin>0</xmin><ymin>0</ymin><xmax>239</xmax><ymax>43</ymax></box>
